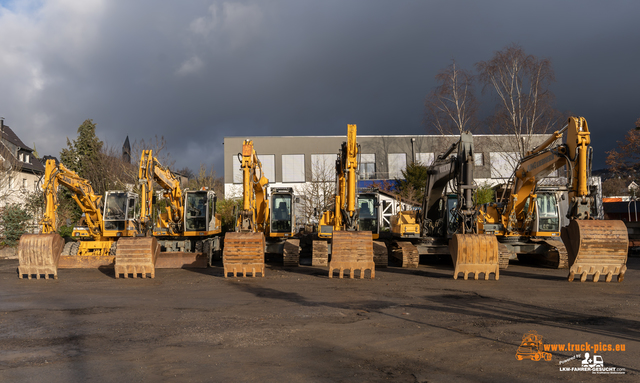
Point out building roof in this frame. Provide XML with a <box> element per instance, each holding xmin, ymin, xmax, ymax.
<box><xmin>0</xmin><ymin>124</ymin><xmax>45</xmax><ymax>174</ymax></box>
<box><xmin>1</xmin><ymin>124</ymin><xmax>32</xmax><ymax>151</ymax></box>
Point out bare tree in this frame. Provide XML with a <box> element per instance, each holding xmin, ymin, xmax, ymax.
<box><xmin>187</xmin><ymin>163</ymin><xmax>224</xmax><ymax>197</ymax></box>
<box><xmin>298</xmin><ymin>159</ymin><xmax>336</xmax><ymax>224</ymax></box>
<box><xmin>424</xmin><ymin>60</ymin><xmax>478</xmax><ymax>135</ymax></box>
<box><xmin>476</xmin><ymin>44</ymin><xmax>562</xmax><ymax>158</ymax></box>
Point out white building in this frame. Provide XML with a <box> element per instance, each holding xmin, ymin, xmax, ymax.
<box><xmin>0</xmin><ymin>120</ymin><xmax>45</xmax><ymax>209</ymax></box>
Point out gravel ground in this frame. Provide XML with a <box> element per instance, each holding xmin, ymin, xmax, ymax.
<box><xmin>0</xmin><ymin>255</ymin><xmax>638</xmax><ymax>382</ymax></box>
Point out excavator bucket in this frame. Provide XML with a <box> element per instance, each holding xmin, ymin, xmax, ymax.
<box><xmin>17</xmin><ymin>233</ymin><xmax>65</xmax><ymax>280</ymax></box>
<box><xmin>449</xmin><ymin>234</ymin><xmax>499</xmax><ymax>280</ymax></box>
<box><xmin>561</xmin><ymin>220</ymin><xmax>628</xmax><ymax>282</ymax></box>
<box><xmin>329</xmin><ymin>231</ymin><xmax>375</xmax><ymax>279</ymax></box>
<box><xmin>114</xmin><ymin>237</ymin><xmax>159</xmax><ymax>279</ymax></box>
<box><xmin>223</xmin><ymin>232</ymin><xmax>265</xmax><ymax>277</ymax></box>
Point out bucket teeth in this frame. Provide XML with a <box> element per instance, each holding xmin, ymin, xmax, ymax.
<box><xmin>223</xmin><ymin>232</ymin><xmax>265</xmax><ymax>277</ymax></box>
<box><xmin>329</xmin><ymin>231</ymin><xmax>375</xmax><ymax>279</ymax></box>
<box><xmin>561</xmin><ymin>220</ymin><xmax>628</xmax><ymax>283</ymax></box>
<box><xmin>17</xmin><ymin>233</ymin><xmax>64</xmax><ymax>280</ymax></box>
<box><xmin>449</xmin><ymin>234</ymin><xmax>499</xmax><ymax>281</ymax></box>
<box><xmin>114</xmin><ymin>237</ymin><xmax>158</xmax><ymax>279</ymax></box>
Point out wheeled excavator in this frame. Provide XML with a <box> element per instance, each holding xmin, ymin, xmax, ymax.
<box><xmin>17</xmin><ymin>159</ymin><xmax>154</xmax><ymax>279</ymax></box>
<box><xmin>479</xmin><ymin>116</ymin><xmax>628</xmax><ymax>282</ymax></box>
<box><xmin>223</xmin><ymin>140</ymin><xmax>299</xmax><ymax>277</ymax></box>
<box><xmin>115</xmin><ymin>150</ymin><xmax>222</xmax><ymax>277</ymax></box>
<box><xmin>315</xmin><ymin>124</ymin><xmax>376</xmax><ymax>279</ymax></box>
<box><xmin>389</xmin><ymin>132</ymin><xmax>500</xmax><ymax>280</ymax></box>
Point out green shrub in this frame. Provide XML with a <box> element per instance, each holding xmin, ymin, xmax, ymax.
<box><xmin>476</xmin><ymin>182</ymin><xmax>495</xmax><ymax>205</ymax></box>
<box><xmin>0</xmin><ymin>204</ymin><xmax>33</xmax><ymax>247</ymax></box>
<box><xmin>58</xmin><ymin>225</ymin><xmax>74</xmax><ymax>238</ymax></box>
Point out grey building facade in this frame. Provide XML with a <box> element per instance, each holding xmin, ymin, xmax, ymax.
<box><xmin>223</xmin><ymin>133</ymin><xmax>553</xmax><ymax>194</ymax></box>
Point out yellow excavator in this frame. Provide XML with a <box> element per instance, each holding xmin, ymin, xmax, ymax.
<box><xmin>117</xmin><ymin>150</ymin><xmax>222</xmax><ymax>275</ymax></box>
<box><xmin>479</xmin><ymin>116</ymin><xmax>628</xmax><ymax>282</ymax></box>
<box><xmin>223</xmin><ymin>140</ymin><xmax>299</xmax><ymax>277</ymax></box>
<box><xmin>389</xmin><ymin>132</ymin><xmax>500</xmax><ymax>280</ymax></box>
<box><xmin>17</xmin><ymin>159</ymin><xmax>152</xmax><ymax>279</ymax></box>
<box><xmin>315</xmin><ymin>124</ymin><xmax>375</xmax><ymax>279</ymax></box>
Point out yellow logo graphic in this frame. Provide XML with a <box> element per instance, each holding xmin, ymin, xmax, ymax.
<box><xmin>516</xmin><ymin>331</ymin><xmax>552</xmax><ymax>361</ymax></box>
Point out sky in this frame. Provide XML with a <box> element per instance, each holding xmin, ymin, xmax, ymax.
<box><xmin>0</xmin><ymin>0</ymin><xmax>638</xmax><ymax>176</ymax></box>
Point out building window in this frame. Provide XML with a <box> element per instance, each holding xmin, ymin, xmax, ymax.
<box><xmin>24</xmin><ymin>154</ymin><xmax>29</xmax><ymax>163</ymax></box>
<box><xmin>34</xmin><ymin>180</ymin><xmax>38</xmax><ymax>191</ymax></box>
<box><xmin>360</xmin><ymin>154</ymin><xmax>375</xmax><ymax>180</ymax></box>
<box><xmin>388</xmin><ymin>153</ymin><xmax>407</xmax><ymax>179</ymax></box>
<box><xmin>490</xmin><ymin>152</ymin><xmax>518</xmax><ymax>178</ymax></box>
<box><xmin>474</xmin><ymin>153</ymin><xmax>484</xmax><ymax>166</ymax></box>
<box><xmin>282</xmin><ymin>154</ymin><xmax>305</xmax><ymax>183</ymax></box>
<box><xmin>22</xmin><ymin>178</ymin><xmax>27</xmax><ymax>189</ymax></box>
<box><xmin>18</xmin><ymin>153</ymin><xmax>23</xmax><ymax>162</ymax></box>
<box><xmin>257</xmin><ymin>154</ymin><xmax>275</xmax><ymax>182</ymax></box>
<box><xmin>415</xmin><ymin>153</ymin><xmax>434</xmax><ymax>166</ymax></box>
<box><xmin>232</xmin><ymin>156</ymin><xmax>242</xmax><ymax>184</ymax></box>
<box><xmin>310</xmin><ymin>154</ymin><xmax>337</xmax><ymax>181</ymax></box>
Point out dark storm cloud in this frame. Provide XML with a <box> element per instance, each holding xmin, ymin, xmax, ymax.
<box><xmin>1</xmin><ymin>0</ymin><xmax>638</xmax><ymax>175</ymax></box>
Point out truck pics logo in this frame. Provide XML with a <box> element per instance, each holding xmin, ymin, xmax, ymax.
<box><xmin>515</xmin><ymin>331</ymin><xmax>627</xmax><ymax>374</ymax></box>
<box><xmin>515</xmin><ymin>331</ymin><xmax>552</xmax><ymax>361</ymax></box>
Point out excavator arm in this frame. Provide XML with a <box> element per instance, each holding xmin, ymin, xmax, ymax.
<box><xmin>389</xmin><ymin>132</ymin><xmax>499</xmax><ymax>280</ymax></box>
<box><xmin>237</xmin><ymin>140</ymin><xmax>269</xmax><ymax>233</ymax></box>
<box><xmin>18</xmin><ymin>159</ymin><xmax>113</xmax><ymax>279</ymax></box>
<box><xmin>483</xmin><ymin>116</ymin><xmax>628</xmax><ymax>282</ymax></box>
<box><xmin>40</xmin><ymin>159</ymin><xmax>104</xmax><ymax>240</ymax></box>
<box><xmin>138</xmin><ymin>150</ymin><xmax>184</xmax><ymax>234</ymax></box>
<box><xmin>222</xmin><ymin>140</ymin><xmax>268</xmax><ymax>277</ymax></box>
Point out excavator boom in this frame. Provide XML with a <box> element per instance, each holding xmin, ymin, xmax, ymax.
<box><xmin>481</xmin><ymin>116</ymin><xmax>628</xmax><ymax>282</ymax></box>
<box><xmin>390</xmin><ymin>131</ymin><xmax>499</xmax><ymax>279</ymax></box>
<box><xmin>18</xmin><ymin>159</ymin><xmax>143</xmax><ymax>279</ymax></box>
<box><xmin>223</xmin><ymin>140</ymin><xmax>267</xmax><ymax>277</ymax></box>
<box><xmin>327</xmin><ymin>124</ymin><xmax>375</xmax><ymax>279</ymax></box>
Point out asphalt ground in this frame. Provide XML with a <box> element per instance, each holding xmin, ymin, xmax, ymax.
<box><xmin>0</xmin><ymin>255</ymin><xmax>638</xmax><ymax>382</ymax></box>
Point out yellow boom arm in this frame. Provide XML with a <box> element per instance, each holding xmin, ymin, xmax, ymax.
<box><xmin>138</xmin><ymin>149</ymin><xmax>184</xmax><ymax>233</ymax></box>
<box><xmin>40</xmin><ymin>159</ymin><xmax>104</xmax><ymax>240</ymax></box>
<box><xmin>237</xmin><ymin>140</ymin><xmax>269</xmax><ymax>232</ymax></box>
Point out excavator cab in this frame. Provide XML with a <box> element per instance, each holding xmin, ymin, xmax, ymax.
<box><xmin>533</xmin><ymin>193</ymin><xmax>560</xmax><ymax>235</ymax></box>
<box><xmin>270</xmin><ymin>188</ymin><xmax>295</xmax><ymax>235</ymax></box>
<box><xmin>184</xmin><ymin>190</ymin><xmax>216</xmax><ymax>232</ymax></box>
<box><xmin>103</xmin><ymin>191</ymin><xmax>139</xmax><ymax>234</ymax></box>
<box><xmin>357</xmin><ymin>192</ymin><xmax>380</xmax><ymax>237</ymax></box>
